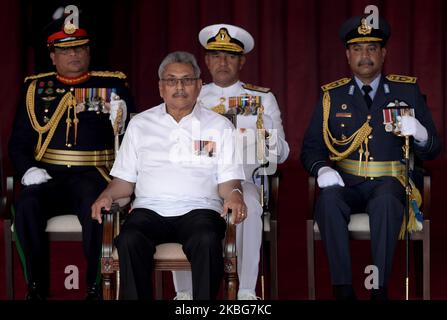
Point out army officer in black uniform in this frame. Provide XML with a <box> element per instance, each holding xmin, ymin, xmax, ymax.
<box><xmin>9</xmin><ymin>15</ymin><xmax>134</xmax><ymax>300</ymax></box>
<box><xmin>300</xmin><ymin>16</ymin><xmax>440</xmax><ymax>300</ymax></box>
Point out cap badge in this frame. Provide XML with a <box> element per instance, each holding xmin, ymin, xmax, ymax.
<box><xmin>215</xmin><ymin>28</ymin><xmax>231</xmax><ymax>44</ymax></box>
<box><xmin>64</xmin><ymin>22</ymin><xmax>76</xmax><ymax>35</ymax></box>
<box><xmin>357</xmin><ymin>18</ymin><xmax>372</xmax><ymax>35</ymax></box>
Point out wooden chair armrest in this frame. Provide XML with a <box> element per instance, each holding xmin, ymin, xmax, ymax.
<box><xmin>101</xmin><ymin>203</ymin><xmax>119</xmax><ymax>273</ymax></box>
<box><xmin>224</xmin><ymin>212</ymin><xmax>236</xmax><ymax>261</ymax></box>
<box><xmin>223</xmin><ymin>211</ymin><xmax>237</xmax><ymax>300</ymax></box>
<box><xmin>101</xmin><ymin>198</ymin><xmax>132</xmax><ymax>271</ymax></box>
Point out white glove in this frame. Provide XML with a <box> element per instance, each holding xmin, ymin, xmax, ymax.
<box><xmin>21</xmin><ymin>167</ymin><xmax>52</xmax><ymax>186</ymax></box>
<box><xmin>109</xmin><ymin>92</ymin><xmax>127</xmax><ymax>135</ymax></box>
<box><xmin>317</xmin><ymin>166</ymin><xmax>345</xmax><ymax>188</ymax></box>
<box><xmin>398</xmin><ymin>115</ymin><xmax>428</xmax><ymax>143</ymax></box>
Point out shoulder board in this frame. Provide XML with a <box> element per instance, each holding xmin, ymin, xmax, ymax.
<box><xmin>24</xmin><ymin>72</ymin><xmax>56</xmax><ymax>83</ymax></box>
<box><xmin>386</xmin><ymin>74</ymin><xmax>417</xmax><ymax>84</ymax></box>
<box><xmin>242</xmin><ymin>83</ymin><xmax>270</xmax><ymax>93</ymax></box>
<box><xmin>90</xmin><ymin>71</ymin><xmax>127</xmax><ymax>79</ymax></box>
<box><xmin>321</xmin><ymin>78</ymin><xmax>350</xmax><ymax>91</ymax></box>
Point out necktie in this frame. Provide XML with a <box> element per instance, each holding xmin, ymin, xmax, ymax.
<box><xmin>362</xmin><ymin>85</ymin><xmax>373</xmax><ymax>108</ymax></box>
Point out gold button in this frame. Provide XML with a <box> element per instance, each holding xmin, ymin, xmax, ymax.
<box><xmin>370</xmin><ymin>177</ymin><xmax>374</xmax><ymax>180</ymax></box>
<box><xmin>369</xmin><ymin>156</ymin><xmax>374</xmax><ymax>161</ymax></box>
<box><xmin>341</xmin><ymin>123</ymin><xmax>345</xmax><ymax>128</ymax></box>
<box><xmin>67</xmin><ymin>165</ymin><xmax>71</xmax><ymax>168</ymax></box>
<box><xmin>368</xmin><ymin>135</ymin><xmax>373</xmax><ymax>139</ymax></box>
<box><xmin>367</xmin><ymin>115</ymin><xmax>372</xmax><ymax>120</ymax></box>
<box><xmin>70</xmin><ymin>87</ymin><xmax>74</xmax><ymax>92</ymax></box>
<box><xmin>67</xmin><ymin>143</ymin><xmax>72</xmax><ymax>148</ymax></box>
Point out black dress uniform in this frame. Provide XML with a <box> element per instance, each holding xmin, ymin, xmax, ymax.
<box><xmin>300</xmin><ymin>16</ymin><xmax>440</xmax><ymax>299</ymax></box>
<box><xmin>9</xmin><ymin>70</ymin><xmax>134</xmax><ymax>298</ymax></box>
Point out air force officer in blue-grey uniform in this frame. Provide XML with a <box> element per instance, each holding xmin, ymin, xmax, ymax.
<box><xmin>300</xmin><ymin>16</ymin><xmax>440</xmax><ymax>300</ymax></box>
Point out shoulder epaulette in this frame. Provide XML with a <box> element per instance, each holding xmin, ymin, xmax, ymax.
<box><xmin>386</xmin><ymin>74</ymin><xmax>417</xmax><ymax>84</ymax></box>
<box><xmin>321</xmin><ymin>78</ymin><xmax>351</xmax><ymax>92</ymax></box>
<box><xmin>242</xmin><ymin>83</ymin><xmax>271</xmax><ymax>93</ymax></box>
<box><xmin>90</xmin><ymin>71</ymin><xmax>127</xmax><ymax>79</ymax></box>
<box><xmin>24</xmin><ymin>72</ymin><xmax>56</xmax><ymax>83</ymax></box>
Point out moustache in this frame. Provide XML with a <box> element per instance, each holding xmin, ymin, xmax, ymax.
<box><xmin>358</xmin><ymin>59</ymin><xmax>374</xmax><ymax>67</ymax></box>
<box><xmin>173</xmin><ymin>91</ymin><xmax>188</xmax><ymax>98</ymax></box>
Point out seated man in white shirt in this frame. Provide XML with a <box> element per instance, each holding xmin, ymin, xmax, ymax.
<box><xmin>91</xmin><ymin>51</ymin><xmax>246</xmax><ymax>300</ymax></box>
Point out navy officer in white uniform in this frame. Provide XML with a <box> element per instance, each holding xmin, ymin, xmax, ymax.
<box><xmin>91</xmin><ymin>51</ymin><xmax>246</xmax><ymax>300</ymax></box>
<box><xmin>172</xmin><ymin>24</ymin><xmax>289</xmax><ymax>300</ymax></box>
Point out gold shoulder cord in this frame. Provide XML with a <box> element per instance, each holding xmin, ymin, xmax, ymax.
<box><xmin>322</xmin><ymin>90</ymin><xmax>372</xmax><ymax>170</ymax></box>
<box><xmin>26</xmin><ymin>80</ymin><xmax>75</xmax><ymax>161</ymax></box>
<box><xmin>256</xmin><ymin>105</ymin><xmax>266</xmax><ymax>163</ymax></box>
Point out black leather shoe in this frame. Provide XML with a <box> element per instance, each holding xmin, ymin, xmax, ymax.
<box><xmin>370</xmin><ymin>287</ymin><xmax>388</xmax><ymax>301</ymax></box>
<box><xmin>333</xmin><ymin>285</ymin><xmax>357</xmax><ymax>300</ymax></box>
<box><xmin>86</xmin><ymin>283</ymin><xmax>102</xmax><ymax>300</ymax></box>
<box><xmin>26</xmin><ymin>282</ymin><xmax>46</xmax><ymax>301</ymax></box>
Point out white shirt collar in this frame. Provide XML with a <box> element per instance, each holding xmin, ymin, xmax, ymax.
<box><xmin>160</xmin><ymin>102</ymin><xmax>202</xmax><ymax>122</ymax></box>
<box><xmin>209</xmin><ymin>80</ymin><xmax>243</xmax><ymax>96</ymax></box>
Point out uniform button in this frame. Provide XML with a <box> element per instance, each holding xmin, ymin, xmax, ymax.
<box><xmin>367</xmin><ymin>115</ymin><xmax>372</xmax><ymax>120</ymax></box>
<box><xmin>370</xmin><ymin>177</ymin><xmax>374</xmax><ymax>180</ymax></box>
<box><xmin>340</xmin><ymin>123</ymin><xmax>345</xmax><ymax>128</ymax></box>
<box><xmin>368</xmin><ymin>134</ymin><xmax>373</xmax><ymax>139</ymax></box>
<box><xmin>67</xmin><ymin>165</ymin><xmax>71</xmax><ymax>168</ymax></box>
<box><xmin>369</xmin><ymin>156</ymin><xmax>374</xmax><ymax>161</ymax></box>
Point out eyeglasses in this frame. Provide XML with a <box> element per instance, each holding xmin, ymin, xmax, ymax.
<box><xmin>161</xmin><ymin>77</ymin><xmax>198</xmax><ymax>87</ymax></box>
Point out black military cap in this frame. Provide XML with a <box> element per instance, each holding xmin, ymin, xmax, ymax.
<box><xmin>339</xmin><ymin>16</ymin><xmax>391</xmax><ymax>47</ymax></box>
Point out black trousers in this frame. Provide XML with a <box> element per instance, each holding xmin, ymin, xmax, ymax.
<box><xmin>14</xmin><ymin>169</ymin><xmax>106</xmax><ymax>291</ymax></box>
<box><xmin>315</xmin><ymin>176</ymin><xmax>405</xmax><ymax>288</ymax></box>
<box><xmin>115</xmin><ymin>208</ymin><xmax>226</xmax><ymax>300</ymax></box>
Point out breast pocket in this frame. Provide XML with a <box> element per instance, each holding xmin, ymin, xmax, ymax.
<box><xmin>330</xmin><ymin>113</ymin><xmax>354</xmax><ymax>140</ymax></box>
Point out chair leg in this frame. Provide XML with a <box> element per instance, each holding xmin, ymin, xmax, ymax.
<box><xmin>306</xmin><ymin>220</ymin><xmax>316</xmax><ymax>300</ymax></box>
<box><xmin>224</xmin><ymin>257</ymin><xmax>238</xmax><ymax>300</ymax></box>
<box><xmin>269</xmin><ymin>220</ymin><xmax>279</xmax><ymax>300</ymax></box>
<box><xmin>423</xmin><ymin>220</ymin><xmax>430</xmax><ymax>300</ymax></box>
<box><xmin>154</xmin><ymin>270</ymin><xmax>163</xmax><ymax>300</ymax></box>
<box><xmin>4</xmin><ymin>219</ymin><xmax>14</xmax><ymax>300</ymax></box>
<box><xmin>102</xmin><ymin>272</ymin><xmax>114</xmax><ymax>300</ymax></box>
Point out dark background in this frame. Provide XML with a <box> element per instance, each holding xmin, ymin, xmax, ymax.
<box><xmin>0</xmin><ymin>0</ymin><xmax>446</xmax><ymax>299</ymax></box>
